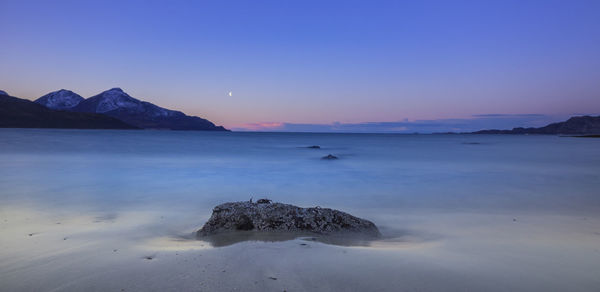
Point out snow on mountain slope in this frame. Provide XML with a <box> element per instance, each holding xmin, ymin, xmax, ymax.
<box><xmin>69</xmin><ymin>88</ymin><xmax>227</xmax><ymax>131</ymax></box>
<box><xmin>74</xmin><ymin>88</ymin><xmax>181</xmax><ymax>118</ymax></box>
<box><xmin>35</xmin><ymin>89</ymin><xmax>84</xmax><ymax>110</ymax></box>
<box><xmin>33</xmin><ymin>87</ymin><xmax>227</xmax><ymax>131</ymax></box>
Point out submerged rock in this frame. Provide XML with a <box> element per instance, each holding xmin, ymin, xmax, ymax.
<box><xmin>197</xmin><ymin>200</ymin><xmax>380</xmax><ymax>238</ymax></box>
<box><xmin>321</xmin><ymin>154</ymin><xmax>338</xmax><ymax>160</ymax></box>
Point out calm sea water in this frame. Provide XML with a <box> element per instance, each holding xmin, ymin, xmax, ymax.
<box><xmin>1</xmin><ymin>129</ymin><xmax>599</xmax><ymax>214</ymax></box>
<box><xmin>1</xmin><ymin>129</ymin><xmax>599</xmax><ymax>291</ymax></box>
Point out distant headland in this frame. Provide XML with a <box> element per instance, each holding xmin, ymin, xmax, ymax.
<box><xmin>0</xmin><ymin>89</ymin><xmax>227</xmax><ymax>131</ymax></box>
<box><xmin>471</xmin><ymin>115</ymin><xmax>600</xmax><ymax>136</ymax></box>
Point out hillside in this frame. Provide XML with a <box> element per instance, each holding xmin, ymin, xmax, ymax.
<box><xmin>0</xmin><ymin>92</ymin><xmax>138</xmax><ymax>129</ymax></box>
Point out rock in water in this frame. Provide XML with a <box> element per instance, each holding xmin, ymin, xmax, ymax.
<box><xmin>322</xmin><ymin>154</ymin><xmax>338</xmax><ymax>160</ymax></box>
<box><xmin>197</xmin><ymin>200</ymin><xmax>380</xmax><ymax>238</ymax></box>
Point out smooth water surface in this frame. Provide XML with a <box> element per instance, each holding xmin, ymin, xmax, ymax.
<box><xmin>1</xmin><ymin>129</ymin><xmax>599</xmax><ymax>291</ymax></box>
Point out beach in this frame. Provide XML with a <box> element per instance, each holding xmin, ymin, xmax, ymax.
<box><xmin>1</xmin><ymin>129</ymin><xmax>600</xmax><ymax>291</ymax></box>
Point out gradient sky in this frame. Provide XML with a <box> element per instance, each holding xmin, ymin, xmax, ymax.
<box><xmin>1</xmin><ymin>0</ymin><xmax>599</xmax><ymax>131</ymax></box>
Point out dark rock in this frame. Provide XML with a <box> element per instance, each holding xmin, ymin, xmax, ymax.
<box><xmin>256</xmin><ymin>198</ymin><xmax>272</xmax><ymax>204</ymax></box>
<box><xmin>306</xmin><ymin>145</ymin><xmax>321</xmax><ymax>149</ymax></box>
<box><xmin>321</xmin><ymin>154</ymin><xmax>338</xmax><ymax>160</ymax></box>
<box><xmin>197</xmin><ymin>201</ymin><xmax>380</xmax><ymax>238</ymax></box>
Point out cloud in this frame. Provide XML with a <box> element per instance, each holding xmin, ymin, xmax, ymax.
<box><xmin>231</xmin><ymin>113</ymin><xmax>590</xmax><ymax>133</ymax></box>
<box><xmin>471</xmin><ymin>114</ymin><xmax>546</xmax><ymax>118</ymax></box>
<box><xmin>235</xmin><ymin>122</ymin><xmax>285</xmax><ymax>131</ymax></box>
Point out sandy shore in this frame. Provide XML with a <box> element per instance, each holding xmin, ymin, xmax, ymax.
<box><xmin>1</xmin><ymin>205</ymin><xmax>600</xmax><ymax>291</ymax></box>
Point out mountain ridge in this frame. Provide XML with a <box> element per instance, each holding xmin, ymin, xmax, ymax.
<box><xmin>472</xmin><ymin>115</ymin><xmax>600</xmax><ymax>135</ymax></box>
<box><xmin>35</xmin><ymin>88</ymin><xmax>227</xmax><ymax>131</ymax></box>
<box><xmin>0</xmin><ymin>91</ymin><xmax>139</xmax><ymax>129</ymax></box>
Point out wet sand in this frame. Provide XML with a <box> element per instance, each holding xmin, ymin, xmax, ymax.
<box><xmin>1</xmin><ymin>205</ymin><xmax>599</xmax><ymax>291</ymax></box>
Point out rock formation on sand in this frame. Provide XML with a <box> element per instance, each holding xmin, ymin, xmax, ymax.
<box><xmin>197</xmin><ymin>200</ymin><xmax>380</xmax><ymax>238</ymax></box>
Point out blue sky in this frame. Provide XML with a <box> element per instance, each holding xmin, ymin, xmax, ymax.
<box><xmin>1</xmin><ymin>0</ymin><xmax>599</xmax><ymax>132</ymax></box>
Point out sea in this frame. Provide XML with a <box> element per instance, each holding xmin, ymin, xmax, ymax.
<box><xmin>1</xmin><ymin>129</ymin><xmax>599</xmax><ymax>291</ymax></box>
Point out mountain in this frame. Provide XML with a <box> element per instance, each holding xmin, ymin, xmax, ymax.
<box><xmin>35</xmin><ymin>89</ymin><xmax>84</xmax><ymax>110</ymax></box>
<box><xmin>0</xmin><ymin>91</ymin><xmax>138</xmax><ymax>129</ymax></box>
<box><xmin>62</xmin><ymin>88</ymin><xmax>227</xmax><ymax>131</ymax></box>
<box><xmin>473</xmin><ymin>115</ymin><xmax>600</xmax><ymax>135</ymax></box>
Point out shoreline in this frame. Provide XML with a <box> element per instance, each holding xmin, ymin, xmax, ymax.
<box><xmin>2</xmin><ymin>205</ymin><xmax>599</xmax><ymax>291</ymax></box>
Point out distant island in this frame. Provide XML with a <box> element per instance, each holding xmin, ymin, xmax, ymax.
<box><xmin>0</xmin><ymin>89</ymin><xmax>227</xmax><ymax>131</ymax></box>
<box><xmin>472</xmin><ymin>115</ymin><xmax>600</xmax><ymax>135</ymax></box>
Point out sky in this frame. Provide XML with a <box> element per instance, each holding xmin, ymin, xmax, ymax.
<box><xmin>1</xmin><ymin>0</ymin><xmax>599</xmax><ymax>132</ymax></box>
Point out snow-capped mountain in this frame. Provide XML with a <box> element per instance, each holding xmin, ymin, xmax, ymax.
<box><xmin>1</xmin><ymin>91</ymin><xmax>137</xmax><ymax>129</ymax></box>
<box><xmin>73</xmin><ymin>88</ymin><xmax>181</xmax><ymax>117</ymax></box>
<box><xmin>35</xmin><ymin>89</ymin><xmax>84</xmax><ymax>110</ymax></box>
<box><xmin>35</xmin><ymin>88</ymin><xmax>227</xmax><ymax>131</ymax></box>
<box><xmin>0</xmin><ymin>90</ymin><xmax>8</xmax><ymax>96</ymax></box>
